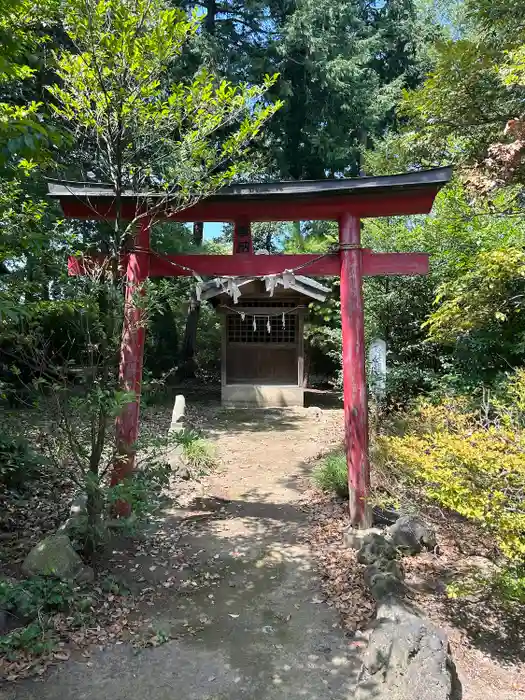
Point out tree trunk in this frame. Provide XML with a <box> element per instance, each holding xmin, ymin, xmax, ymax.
<box><xmin>178</xmin><ymin>295</ymin><xmax>201</xmax><ymax>379</ymax></box>
<box><xmin>84</xmin><ymin>282</ymin><xmax>113</xmax><ymax>553</ymax></box>
<box><xmin>192</xmin><ymin>221</ymin><xmax>204</xmax><ymax>245</ymax></box>
<box><xmin>205</xmin><ymin>0</ymin><xmax>216</xmax><ymax>34</ymax></box>
<box><xmin>265</xmin><ymin>227</ymin><xmax>273</xmax><ymax>252</ymax></box>
<box><xmin>178</xmin><ymin>222</ymin><xmax>203</xmax><ymax>379</ymax></box>
<box><xmin>85</xmin><ymin>475</ymin><xmax>103</xmax><ymax>556</ymax></box>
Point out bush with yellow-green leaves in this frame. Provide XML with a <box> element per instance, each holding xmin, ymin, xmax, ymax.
<box><xmin>375</xmin><ymin>370</ymin><xmax>525</xmax><ymax>600</ymax></box>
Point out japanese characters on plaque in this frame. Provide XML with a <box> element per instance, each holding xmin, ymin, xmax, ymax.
<box><xmin>235</xmin><ymin>222</ymin><xmax>252</xmax><ymax>254</ymax></box>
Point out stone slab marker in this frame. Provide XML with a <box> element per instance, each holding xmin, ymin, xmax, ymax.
<box><xmin>167</xmin><ymin>394</ymin><xmax>186</xmax><ymax>469</ymax></box>
<box><xmin>169</xmin><ymin>394</ymin><xmax>186</xmax><ymax>434</ymax></box>
<box><xmin>369</xmin><ymin>338</ymin><xmax>387</xmax><ymax>399</ymax></box>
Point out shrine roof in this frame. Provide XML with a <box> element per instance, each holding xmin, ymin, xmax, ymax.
<box><xmin>200</xmin><ymin>274</ymin><xmax>331</xmax><ymax>303</ymax></box>
<box><xmin>47</xmin><ymin>166</ymin><xmax>452</xmax><ymax>221</ymax></box>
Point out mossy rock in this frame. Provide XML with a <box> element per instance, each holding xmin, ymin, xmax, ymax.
<box><xmin>22</xmin><ymin>533</ymin><xmax>94</xmax><ymax>582</ymax></box>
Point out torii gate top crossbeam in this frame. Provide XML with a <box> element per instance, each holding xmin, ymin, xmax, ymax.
<box><xmin>47</xmin><ymin>167</ymin><xmax>451</xmax><ymax>222</ymax></box>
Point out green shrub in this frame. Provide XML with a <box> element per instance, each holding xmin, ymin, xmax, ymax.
<box><xmin>0</xmin><ymin>577</ymin><xmax>88</xmax><ymax>659</ymax></box>
<box><xmin>313</xmin><ymin>451</ymin><xmax>348</xmax><ymax>498</ymax></box>
<box><xmin>0</xmin><ymin>577</ymin><xmax>76</xmax><ymax>620</ymax></box>
<box><xmin>377</xmin><ymin>372</ymin><xmax>525</xmax><ymax>563</ymax></box>
<box><xmin>492</xmin><ymin>564</ymin><xmax>525</xmax><ymax>604</ymax></box>
<box><xmin>108</xmin><ymin>459</ymin><xmax>171</xmax><ymax>523</ymax></box>
<box><xmin>446</xmin><ymin>562</ymin><xmax>525</xmax><ymax>605</ymax></box>
<box><xmin>0</xmin><ymin>622</ymin><xmax>56</xmax><ymax>658</ymax></box>
<box><xmin>0</xmin><ymin>432</ymin><xmax>45</xmax><ymax>488</ymax></box>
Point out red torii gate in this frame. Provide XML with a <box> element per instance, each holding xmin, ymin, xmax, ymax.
<box><xmin>48</xmin><ymin>166</ymin><xmax>451</xmax><ymax>528</ymax></box>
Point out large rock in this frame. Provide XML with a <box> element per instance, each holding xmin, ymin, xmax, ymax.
<box><xmin>364</xmin><ymin>556</ymin><xmax>406</xmax><ymax>601</ymax></box>
<box><xmin>388</xmin><ymin>515</ymin><xmax>437</xmax><ymax>555</ymax></box>
<box><xmin>372</xmin><ymin>505</ymin><xmax>400</xmax><ymax>526</ymax></box>
<box><xmin>357</xmin><ymin>532</ymin><xmax>397</xmax><ymax>565</ymax></box>
<box><xmin>22</xmin><ymin>533</ymin><xmax>94</xmax><ymax>583</ymax></box>
<box><xmin>343</xmin><ymin>527</ymin><xmax>383</xmax><ymax>550</ymax></box>
<box><xmin>356</xmin><ymin>533</ymin><xmax>405</xmax><ymax>600</ymax></box>
<box><xmin>355</xmin><ymin>600</ymin><xmax>461</xmax><ymax>700</ymax></box>
<box><xmin>59</xmin><ymin>491</ymin><xmax>89</xmax><ymax>538</ymax></box>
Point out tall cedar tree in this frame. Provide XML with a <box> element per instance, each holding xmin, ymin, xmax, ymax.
<box><xmin>177</xmin><ymin>0</ymin><xmax>441</xmax><ymax>178</ymax></box>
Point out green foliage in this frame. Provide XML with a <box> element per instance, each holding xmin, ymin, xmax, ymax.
<box><xmin>363</xmin><ymin>183</ymin><xmax>525</xmax><ymax>397</ymax></box>
<box><xmin>399</xmin><ymin>38</ymin><xmax>510</xmax><ymax>165</ymax></box>
<box><xmin>0</xmin><ymin>178</ymin><xmax>65</xmax><ymax>324</ymax></box>
<box><xmin>178</xmin><ymin>429</ymin><xmax>216</xmax><ymax>474</ymax></box>
<box><xmin>108</xmin><ymin>458</ymin><xmax>171</xmax><ymax>522</ymax></box>
<box><xmin>0</xmin><ymin>622</ymin><xmax>55</xmax><ymax>657</ymax></box>
<box><xmin>144</xmin><ymin>281</ymin><xmax>182</xmax><ymax>381</ymax></box>
<box><xmin>426</xmin><ymin>248</ymin><xmax>525</xmax><ymax>343</ymax></box>
<box><xmin>447</xmin><ymin>562</ymin><xmax>525</xmax><ymax>605</ymax></box>
<box><xmin>0</xmin><ymin>0</ymin><xmax>65</xmax><ymax>167</ymax></box>
<box><xmin>306</xmin><ymin>323</ymin><xmax>342</xmax><ymax>389</ymax></box>
<box><xmin>491</xmin><ymin>564</ymin><xmax>525</xmax><ymax>604</ymax></box>
<box><xmin>176</xmin><ymin>0</ymin><xmax>444</xmax><ymax>179</ymax></box>
<box><xmin>0</xmin><ymin>577</ymin><xmax>85</xmax><ymax>658</ymax></box>
<box><xmin>0</xmin><ymin>432</ymin><xmax>45</xmax><ymax>487</ymax></box>
<box><xmin>1</xmin><ymin>300</ymin><xmax>102</xmax><ymax>402</ymax></box>
<box><xmin>291</xmin><ymin>181</ymin><xmax>525</xmax><ymax>400</ymax></box>
<box><xmin>313</xmin><ymin>452</ymin><xmax>348</xmax><ymax>498</ymax></box>
<box><xmin>48</xmin><ymin>0</ymin><xmax>281</xmax><ymax>245</ymax></box>
<box><xmin>264</xmin><ymin>0</ymin><xmax>443</xmax><ymax>178</ymax></box>
<box><xmin>193</xmin><ymin>302</ymin><xmax>222</xmax><ymax>383</ymax></box>
<box><xmin>0</xmin><ymin>577</ymin><xmax>77</xmax><ymax>619</ymax></box>
<box><xmin>377</xmin><ymin>370</ymin><xmax>525</xmax><ymax>562</ymax></box>
<box><xmin>373</xmin><ymin>0</ymin><xmax>525</xmax><ymax>183</ymax></box>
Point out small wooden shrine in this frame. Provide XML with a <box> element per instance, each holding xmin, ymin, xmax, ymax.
<box><xmin>200</xmin><ymin>274</ymin><xmax>329</xmax><ymax>407</ymax></box>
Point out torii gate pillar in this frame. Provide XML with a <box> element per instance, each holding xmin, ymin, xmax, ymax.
<box><xmin>339</xmin><ymin>213</ymin><xmax>371</xmax><ymax>528</ymax></box>
<box><xmin>113</xmin><ymin>217</ymin><xmax>150</xmax><ymax>514</ymax></box>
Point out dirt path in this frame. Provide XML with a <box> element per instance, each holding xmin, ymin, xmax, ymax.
<box><xmin>6</xmin><ymin>406</ymin><xmax>367</xmax><ymax>700</ymax></box>
<box><xmin>4</xmin><ymin>401</ymin><xmax>525</xmax><ymax>700</ymax></box>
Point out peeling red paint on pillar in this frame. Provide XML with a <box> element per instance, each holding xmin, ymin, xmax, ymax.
<box><xmin>339</xmin><ymin>213</ymin><xmax>372</xmax><ymax>528</ymax></box>
<box><xmin>112</xmin><ymin>217</ymin><xmax>151</xmax><ymax>512</ymax></box>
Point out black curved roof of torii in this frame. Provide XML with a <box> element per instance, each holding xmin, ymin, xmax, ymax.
<box><xmin>48</xmin><ymin>167</ymin><xmax>452</xmax><ymax>200</ymax></box>
<box><xmin>47</xmin><ymin>167</ymin><xmax>452</xmax><ymax>221</ymax></box>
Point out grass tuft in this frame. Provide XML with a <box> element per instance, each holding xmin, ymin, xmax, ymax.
<box><xmin>177</xmin><ymin>430</ymin><xmax>216</xmax><ymax>474</ymax></box>
<box><xmin>313</xmin><ymin>451</ymin><xmax>348</xmax><ymax>498</ymax></box>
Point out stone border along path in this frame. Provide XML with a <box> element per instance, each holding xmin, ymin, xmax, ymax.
<box><xmin>6</xmin><ymin>405</ymin><xmax>378</xmax><ymax>700</ymax></box>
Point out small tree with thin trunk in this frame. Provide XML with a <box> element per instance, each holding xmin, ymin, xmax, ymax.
<box><xmin>49</xmin><ymin>0</ymin><xmax>280</xmax><ymax>256</ymax></box>
<box><xmin>39</xmin><ymin>0</ymin><xmax>281</xmax><ymax>544</ymax></box>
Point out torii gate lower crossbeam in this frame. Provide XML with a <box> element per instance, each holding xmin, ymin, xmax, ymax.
<box><xmin>49</xmin><ymin>166</ymin><xmax>451</xmax><ymax>527</ymax></box>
